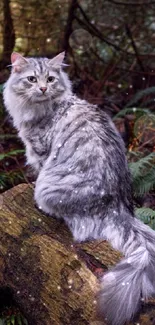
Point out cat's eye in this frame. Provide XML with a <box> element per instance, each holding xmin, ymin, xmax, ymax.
<box><xmin>47</xmin><ymin>76</ymin><xmax>55</xmax><ymax>83</ymax></box>
<box><xmin>27</xmin><ymin>76</ymin><xmax>37</xmax><ymax>83</ymax></box>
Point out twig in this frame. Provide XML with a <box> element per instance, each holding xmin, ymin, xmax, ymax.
<box><xmin>76</xmin><ymin>3</ymin><xmax>133</xmax><ymax>54</ymax></box>
<box><xmin>91</xmin><ymin>48</ymin><xmax>106</xmax><ymax>64</ymax></box>
<box><xmin>108</xmin><ymin>0</ymin><xmax>155</xmax><ymax>5</ymax></box>
<box><xmin>63</xmin><ymin>0</ymin><xmax>78</xmax><ymax>52</ymax></box>
<box><xmin>116</xmin><ymin>67</ymin><xmax>155</xmax><ymax>76</ymax></box>
<box><xmin>125</xmin><ymin>24</ymin><xmax>145</xmax><ymax>72</ymax></box>
<box><xmin>138</xmin><ymin>135</ymin><xmax>155</xmax><ymax>149</ymax></box>
<box><xmin>74</xmin><ymin>14</ymin><xmax>132</xmax><ymax>56</ymax></box>
<box><xmin>14</xmin><ymin>156</ymin><xmax>31</xmax><ymax>185</ymax></box>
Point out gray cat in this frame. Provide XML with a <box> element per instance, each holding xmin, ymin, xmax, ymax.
<box><xmin>4</xmin><ymin>52</ymin><xmax>155</xmax><ymax>325</ymax></box>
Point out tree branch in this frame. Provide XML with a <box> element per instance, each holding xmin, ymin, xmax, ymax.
<box><xmin>1</xmin><ymin>0</ymin><xmax>15</xmax><ymax>67</ymax></box>
<box><xmin>125</xmin><ymin>24</ymin><xmax>145</xmax><ymax>71</ymax></box>
<box><xmin>62</xmin><ymin>0</ymin><xmax>78</xmax><ymax>52</ymax></box>
<box><xmin>75</xmin><ymin>8</ymin><xmax>133</xmax><ymax>56</ymax></box>
<box><xmin>108</xmin><ymin>0</ymin><xmax>155</xmax><ymax>5</ymax></box>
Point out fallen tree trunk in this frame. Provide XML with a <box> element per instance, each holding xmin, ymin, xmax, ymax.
<box><xmin>0</xmin><ymin>184</ymin><xmax>154</xmax><ymax>325</ymax></box>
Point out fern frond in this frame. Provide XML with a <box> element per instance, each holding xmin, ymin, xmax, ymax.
<box><xmin>129</xmin><ymin>153</ymin><xmax>155</xmax><ymax>196</ymax></box>
<box><xmin>0</xmin><ymin>150</ymin><xmax>25</xmax><ymax>161</ymax></box>
<box><xmin>113</xmin><ymin>107</ymin><xmax>149</xmax><ymax>119</ymax></box>
<box><xmin>140</xmin><ymin>98</ymin><xmax>155</xmax><ymax>107</ymax></box>
<box><xmin>129</xmin><ymin>153</ymin><xmax>155</xmax><ymax>177</ymax></box>
<box><xmin>133</xmin><ymin>169</ymin><xmax>155</xmax><ymax>196</ymax></box>
<box><xmin>136</xmin><ymin>207</ymin><xmax>155</xmax><ymax>229</ymax></box>
<box><xmin>126</xmin><ymin>86</ymin><xmax>155</xmax><ymax>107</ymax></box>
<box><xmin>0</xmin><ymin>84</ymin><xmax>3</xmax><ymax>94</ymax></box>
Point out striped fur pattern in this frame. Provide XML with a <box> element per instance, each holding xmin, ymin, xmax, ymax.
<box><xmin>4</xmin><ymin>52</ymin><xmax>155</xmax><ymax>325</ymax></box>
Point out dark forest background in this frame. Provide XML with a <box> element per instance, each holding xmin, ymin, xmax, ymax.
<box><xmin>0</xmin><ymin>0</ymin><xmax>155</xmax><ymax>323</ymax></box>
<box><xmin>0</xmin><ymin>1</ymin><xmax>155</xmax><ymax>229</ymax></box>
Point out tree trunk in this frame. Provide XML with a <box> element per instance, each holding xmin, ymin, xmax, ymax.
<box><xmin>63</xmin><ymin>0</ymin><xmax>78</xmax><ymax>53</ymax></box>
<box><xmin>1</xmin><ymin>0</ymin><xmax>15</xmax><ymax>68</ymax></box>
<box><xmin>0</xmin><ymin>184</ymin><xmax>155</xmax><ymax>325</ymax></box>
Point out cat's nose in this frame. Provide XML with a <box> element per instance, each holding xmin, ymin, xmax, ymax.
<box><xmin>40</xmin><ymin>87</ymin><xmax>47</xmax><ymax>94</ymax></box>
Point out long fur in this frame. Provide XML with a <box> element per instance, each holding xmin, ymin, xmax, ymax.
<box><xmin>99</xmin><ymin>215</ymin><xmax>155</xmax><ymax>324</ymax></box>
<box><xmin>3</xmin><ymin>52</ymin><xmax>155</xmax><ymax>325</ymax></box>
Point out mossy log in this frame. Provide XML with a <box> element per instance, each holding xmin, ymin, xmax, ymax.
<box><xmin>0</xmin><ymin>184</ymin><xmax>154</xmax><ymax>325</ymax></box>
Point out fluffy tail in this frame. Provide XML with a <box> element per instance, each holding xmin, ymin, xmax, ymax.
<box><xmin>99</xmin><ymin>213</ymin><xmax>155</xmax><ymax>325</ymax></box>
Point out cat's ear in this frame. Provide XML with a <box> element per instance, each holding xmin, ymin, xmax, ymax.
<box><xmin>48</xmin><ymin>52</ymin><xmax>65</xmax><ymax>70</ymax></box>
<box><xmin>11</xmin><ymin>52</ymin><xmax>28</xmax><ymax>73</ymax></box>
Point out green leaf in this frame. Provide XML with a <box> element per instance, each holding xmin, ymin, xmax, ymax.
<box><xmin>20</xmin><ymin>315</ymin><xmax>28</xmax><ymax>325</ymax></box>
<box><xmin>6</xmin><ymin>320</ymin><xmax>11</xmax><ymax>325</ymax></box>
<box><xmin>0</xmin><ymin>135</ymin><xmax>17</xmax><ymax>139</ymax></box>
<box><xmin>16</xmin><ymin>315</ymin><xmax>22</xmax><ymax>325</ymax></box>
<box><xmin>10</xmin><ymin>315</ymin><xmax>15</xmax><ymax>325</ymax></box>
<box><xmin>0</xmin><ymin>84</ymin><xmax>4</xmax><ymax>94</ymax></box>
<box><xmin>0</xmin><ymin>319</ymin><xmax>5</xmax><ymax>325</ymax></box>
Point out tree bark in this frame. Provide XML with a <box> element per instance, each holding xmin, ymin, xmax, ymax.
<box><xmin>1</xmin><ymin>0</ymin><xmax>15</xmax><ymax>68</ymax></box>
<box><xmin>62</xmin><ymin>0</ymin><xmax>78</xmax><ymax>53</ymax></box>
<box><xmin>0</xmin><ymin>184</ymin><xmax>155</xmax><ymax>325</ymax></box>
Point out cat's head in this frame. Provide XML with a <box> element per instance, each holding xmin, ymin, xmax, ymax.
<box><xmin>8</xmin><ymin>52</ymin><xmax>71</xmax><ymax>103</ymax></box>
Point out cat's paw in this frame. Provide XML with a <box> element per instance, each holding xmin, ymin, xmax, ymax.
<box><xmin>34</xmin><ymin>203</ymin><xmax>46</xmax><ymax>214</ymax></box>
<box><xmin>34</xmin><ymin>203</ymin><xmax>56</xmax><ymax>218</ymax></box>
